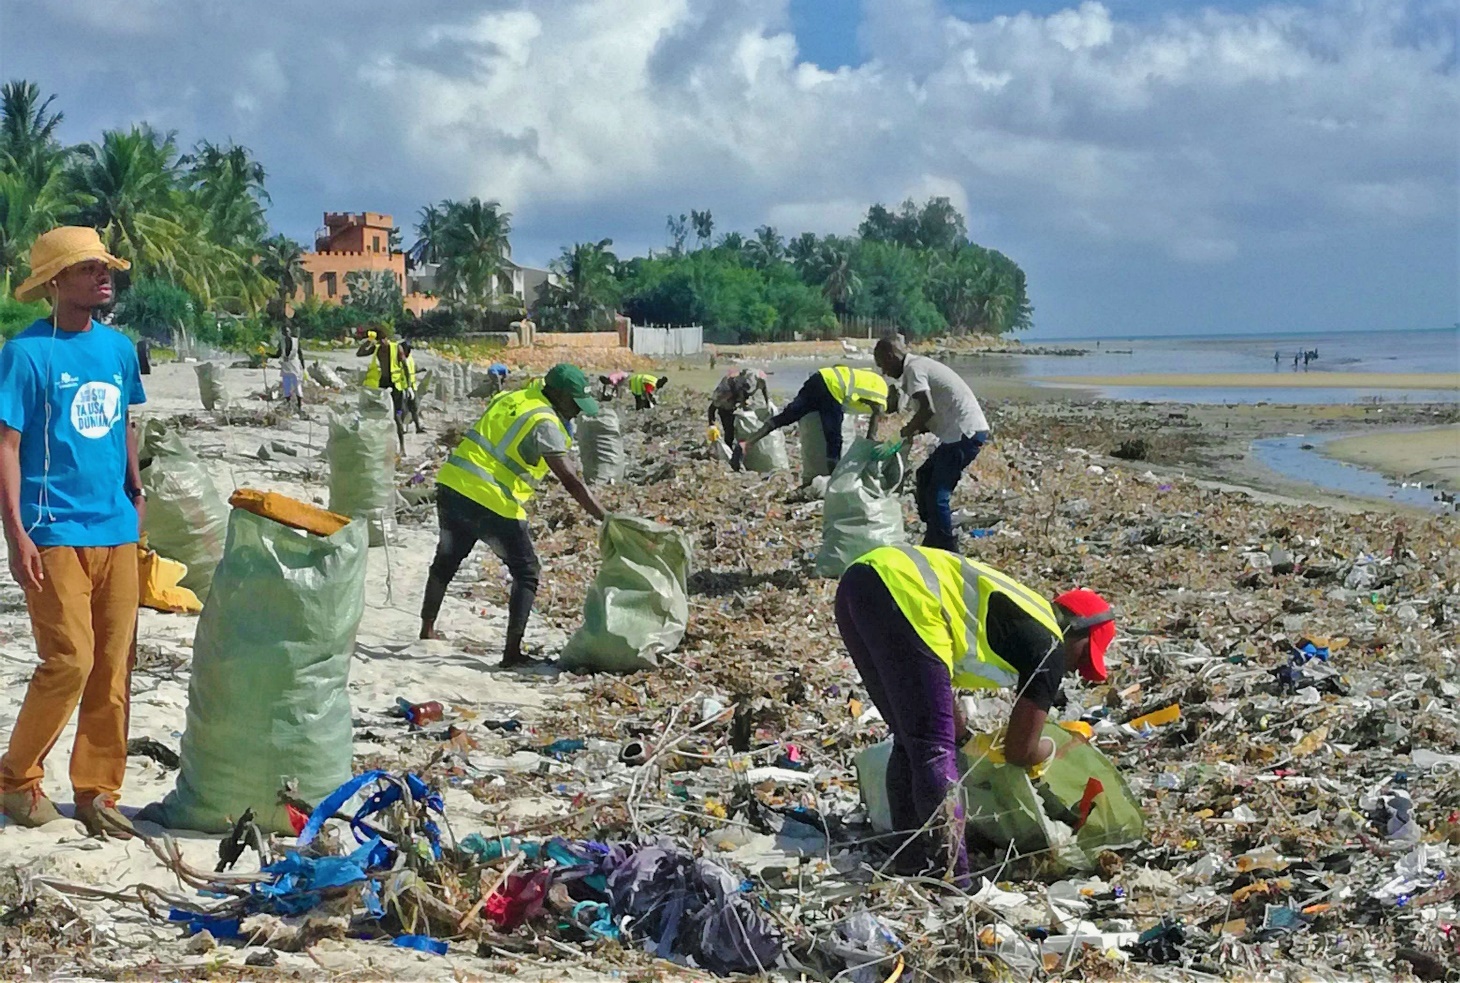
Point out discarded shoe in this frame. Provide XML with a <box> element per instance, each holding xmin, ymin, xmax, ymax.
<box><xmin>77</xmin><ymin>798</ymin><xmax>136</xmax><ymax>840</ymax></box>
<box><xmin>1</xmin><ymin>789</ymin><xmax>64</xmax><ymax>827</ymax></box>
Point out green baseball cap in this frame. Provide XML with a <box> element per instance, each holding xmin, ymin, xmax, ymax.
<box><xmin>543</xmin><ymin>363</ymin><xmax>600</xmax><ymax>416</ymax></box>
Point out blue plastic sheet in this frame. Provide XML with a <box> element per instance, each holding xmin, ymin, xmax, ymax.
<box><xmin>393</xmin><ymin>934</ymin><xmax>448</xmax><ymax>955</ymax></box>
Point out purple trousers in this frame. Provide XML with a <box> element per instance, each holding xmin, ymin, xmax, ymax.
<box><xmin>837</xmin><ymin>563</ymin><xmax>968</xmax><ymax>883</ymax></box>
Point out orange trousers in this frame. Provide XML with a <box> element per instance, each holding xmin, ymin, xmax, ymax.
<box><xmin>1</xmin><ymin>544</ymin><xmax>138</xmax><ymax>803</ymax></box>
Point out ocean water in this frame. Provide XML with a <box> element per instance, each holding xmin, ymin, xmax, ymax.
<box><xmin>991</xmin><ymin>327</ymin><xmax>1460</xmax><ymax>404</ymax></box>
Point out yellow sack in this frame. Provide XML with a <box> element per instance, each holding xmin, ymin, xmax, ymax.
<box><xmin>139</xmin><ymin>549</ymin><xmax>203</xmax><ymax>614</ymax></box>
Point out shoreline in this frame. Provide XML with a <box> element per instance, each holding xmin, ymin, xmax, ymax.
<box><xmin>1036</xmin><ymin>370</ymin><xmax>1460</xmax><ymax>390</ymax></box>
<box><xmin>1321</xmin><ymin>424</ymin><xmax>1460</xmax><ymax>492</ymax></box>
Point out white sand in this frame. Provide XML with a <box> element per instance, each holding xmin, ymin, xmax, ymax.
<box><xmin>0</xmin><ymin>354</ymin><xmax>621</xmax><ymax>978</ymax></box>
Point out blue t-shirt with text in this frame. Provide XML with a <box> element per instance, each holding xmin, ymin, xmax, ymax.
<box><xmin>0</xmin><ymin>319</ymin><xmax>146</xmax><ymax>547</ymax></box>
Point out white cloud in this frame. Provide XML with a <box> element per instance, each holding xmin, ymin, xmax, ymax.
<box><xmin>3</xmin><ymin>0</ymin><xmax>1455</xmax><ymax>332</ymax></box>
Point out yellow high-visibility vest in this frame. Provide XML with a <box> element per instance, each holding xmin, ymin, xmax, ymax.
<box><xmin>437</xmin><ymin>387</ymin><xmax>570</xmax><ymax>520</ymax></box>
<box><xmin>363</xmin><ymin>339</ymin><xmax>403</xmax><ymax>389</ymax></box>
<box><xmin>852</xmin><ymin>545</ymin><xmax>1064</xmax><ymax>691</ymax></box>
<box><xmin>628</xmin><ymin>373</ymin><xmax>658</xmax><ymax>396</ymax></box>
<box><xmin>819</xmin><ymin>366</ymin><xmax>888</xmax><ymax>413</ymax></box>
<box><xmin>401</xmin><ymin>354</ymin><xmax>417</xmax><ymax>392</ymax></box>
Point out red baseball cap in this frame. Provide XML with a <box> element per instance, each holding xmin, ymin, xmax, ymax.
<box><xmin>1054</xmin><ymin>589</ymin><xmax>1115</xmax><ymax>683</ymax></box>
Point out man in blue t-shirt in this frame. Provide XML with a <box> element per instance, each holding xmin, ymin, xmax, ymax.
<box><xmin>0</xmin><ymin>227</ymin><xmax>146</xmax><ymax>839</ymax></box>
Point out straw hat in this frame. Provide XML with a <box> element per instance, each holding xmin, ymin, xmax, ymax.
<box><xmin>15</xmin><ymin>227</ymin><xmax>129</xmax><ymax>303</ymax></box>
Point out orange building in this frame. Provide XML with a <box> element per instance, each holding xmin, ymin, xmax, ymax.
<box><xmin>296</xmin><ymin>212</ymin><xmax>438</xmax><ymax>315</ymax></box>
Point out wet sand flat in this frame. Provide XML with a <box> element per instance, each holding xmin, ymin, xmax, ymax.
<box><xmin>1037</xmin><ymin>371</ymin><xmax>1460</xmax><ymax>390</ymax></box>
<box><xmin>1323</xmin><ymin>424</ymin><xmax>1460</xmax><ymax>490</ymax></box>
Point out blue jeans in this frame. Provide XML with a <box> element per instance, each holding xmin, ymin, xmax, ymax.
<box><xmin>768</xmin><ymin>372</ymin><xmax>845</xmax><ymax>466</ymax></box>
<box><xmin>915</xmin><ymin>432</ymin><xmax>988</xmax><ymax>551</ymax></box>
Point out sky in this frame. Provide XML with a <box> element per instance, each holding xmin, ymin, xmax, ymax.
<box><xmin>3</xmin><ymin>0</ymin><xmax>1457</xmax><ymax>339</ymax></box>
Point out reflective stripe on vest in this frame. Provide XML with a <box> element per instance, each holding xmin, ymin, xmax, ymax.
<box><xmin>437</xmin><ymin>391</ymin><xmax>568</xmax><ymax>520</ymax></box>
<box><xmin>389</xmin><ymin>343</ymin><xmax>407</xmax><ymax>389</ymax></box>
<box><xmin>856</xmin><ymin>545</ymin><xmax>1062</xmax><ymax>691</ymax></box>
<box><xmin>820</xmin><ymin>366</ymin><xmax>888</xmax><ymax>413</ymax></box>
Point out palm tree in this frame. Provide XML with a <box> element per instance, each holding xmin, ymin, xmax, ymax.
<box><xmin>540</xmin><ymin>238</ymin><xmax>619</xmax><ymax>332</ymax></box>
<box><xmin>180</xmin><ymin>140</ymin><xmax>269</xmax><ymax>246</ymax></box>
<box><xmin>0</xmin><ymin>81</ymin><xmax>66</xmax><ymax>170</ymax></box>
<box><xmin>256</xmin><ymin>234</ymin><xmax>307</xmax><ymax>319</ymax></box>
<box><xmin>787</xmin><ymin>232</ymin><xmax>819</xmax><ymax>278</ymax></box>
<box><xmin>409</xmin><ymin>201</ymin><xmax>448</xmax><ymax>268</ymax></box>
<box><xmin>690</xmin><ymin>209</ymin><xmax>714</xmax><ymax>249</ymax></box>
<box><xmin>748</xmin><ymin>225</ymin><xmax>784</xmax><ymax>269</ymax></box>
<box><xmin>717</xmin><ymin>230</ymin><xmax>747</xmax><ymax>261</ymax></box>
<box><xmin>68</xmin><ymin>125</ymin><xmax>183</xmax><ymax>268</ymax></box>
<box><xmin>815</xmin><ymin>240</ymin><xmax>860</xmax><ymax>314</ymax></box>
<box><xmin>435</xmin><ymin>198</ymin><xmax>513</xmax><ymax>309</ymax></box>
<box><xmin>0</xmin><ymin>156</ymin><xmax>89</xmax><ymax>293</ymax></box>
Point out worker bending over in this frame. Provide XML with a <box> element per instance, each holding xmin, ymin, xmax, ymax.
<box><xmin>706</xmin><ymin>368</ymin><xmax>770</xmax><ymax>470</ymax></box>
<box><xmin>420</xmin><ymin>364</ymin><xmax>606</xmax><ymax>668</ymax></box>
<box><xmin>836</xmin><ymin>545</ymin><xmax>1114</xmax><ymax>882</ymax></box>
<box><xmin>873</xmin><ymin>336</ymin><xmax>989</xmax><ymax>550</ymax></box>
<box><xmin>628</xmin><ymin>373</ymin><xmax>668</xmax><ymax>410</ymax></box>
<box><xmin>743</xmin><ymin>365</ymin><xmax>889</xmax><ymax>470</ymax></box>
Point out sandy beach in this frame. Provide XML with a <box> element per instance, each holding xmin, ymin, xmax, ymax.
<box><xmin>0</xmin><ymin>345</ymin><xmax>1455</xmax><ymax>979</ymax></box>
<box><xmin>1323</xmin><ymin>424</ymin><xmax>1460</xmax><ymax>491</ymax></box>
<box><xmin>1037</xmin><ymin>370</ymin><xmax>1460</xmax><ymax>390</ymax></box>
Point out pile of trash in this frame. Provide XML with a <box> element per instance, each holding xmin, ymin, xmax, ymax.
<box><xmin>12</xmin><ymin>380</ymin><xmax>1458</xmax><ymax>981</ymax></box>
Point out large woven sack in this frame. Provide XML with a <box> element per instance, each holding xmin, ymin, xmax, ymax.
<box><xmin>814</xmin><ymin>438</ymin><xmax>905</xmax><ymax>577</ymax></box>
<box><xmin>578</xmin><ymin>408</ymin><xmax>626</xmax><ymax>483</ymax></box>
<box><xmin>797</xmin><ymin>412</ymin><xmax>858</xmax><ymax>484</ymax></box>
<box><xmin>194</xmin><ymin>362</ymin><xmax>229</xmax><ymax>411</ymax></box>
<box><xmin>139</xmin><ymin>508</ymin><xmax>369</xmax><ymax>833</ymax></box>
<box><xmin>735</xmin><ymin>403</ymin><xmax>789</xmax><ymax>473</ymax></box>
<box><xmin>327</xmin><ymin>389</ymin><xmax>396</xmax><ymax>544</ymax></box>
<box><xmin>139</xmin><ymin>422</ymin><xmax>228</xmax><ymax>600</ymax></box>
<box><xmin>559</xmin><ymin>516</ymin><xmax>692</xmax><ymax>673</ymax></box>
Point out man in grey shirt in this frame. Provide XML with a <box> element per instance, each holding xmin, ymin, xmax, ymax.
<box><xmin>874</xmin><ymin>335</ymin><xmax>990</xmax><ymax>551</ymax></box>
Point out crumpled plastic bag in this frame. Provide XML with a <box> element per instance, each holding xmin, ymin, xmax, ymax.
<box><xmin>138</xmin><ymin>549</ymin><xmax>202</xmax><ymax>614</ymax></box>
<box><xmin>560</xmin><ymin>516</ymin><xmax>692</xmax><ymax>673</ymax></box>
<box><xmin>814</xmin><ymin>438</ymin><xmax>906</xmax><ymax>577</ymax></box>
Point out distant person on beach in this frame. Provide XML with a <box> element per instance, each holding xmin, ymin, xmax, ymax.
<box><xmin>742</xmin><ymin>365</ymin><xmax>889</xmax><ymax>471</ymax></box>
<box><xmin>1274</xmin><ymin>351</ymin><xmax>1281</xmax><ymax>366</ymax></box>
<box><xmin>707</xmin><ymin>368</ymin><xmax>770</xmax><ymax>470</ymax></box>
<box><xmin>420</xmin><ymin>363</ymin><xmax>606</xmax><ymax>667</ymax></box>
<box><xmin>874</xmin><ymin>335</ymin><xmax>990</xmax><ymax>551</ymax></box>
<box><xmin>628</xmin><ymin>373</ymin><xmax>668</xmax><ymax>410</ymax></box>
<box><xmin>596</xmin><ymin>370</ymin><xmax>629</xmax><ymax>400</ymax></box>
<box><xmin>272</xmin><ymin>324</ymin><xmax>303</xmax><ymax>414</ymax></box>
<box><xmin>398</xmin><ymin>341</ymin><xmax>424</xmax><ymax>433</ymax></box>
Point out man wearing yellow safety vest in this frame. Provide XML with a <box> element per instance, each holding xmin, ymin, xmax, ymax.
<box><xmin>398</xmin><ymin>341</ymin><xmax>424</xmax><ymax>434</ymax></box>
<box><xmin>837</xmin><ymin>545</ymin><xmax>1115</xmax><ymax>883</ymax></box>
<box><xmin>627</xmin><ymin>373</ymin><xmax>668</xmax><ymax>410</ymax></box>
<box><xmin>419</xmin><ymin>364</ymin><xmax>607</xmax><ymax>668</ymax></box>
<box><xmin>742</xmin><ymin>365</ymin><xmax>892</xmax><ymax>469</ymax></box>
<box><xmin>361</xmin><ymin>329</ymin><xmax>407</xmax><ymax>452</ymax></box>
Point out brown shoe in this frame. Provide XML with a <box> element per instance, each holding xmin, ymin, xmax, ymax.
<box><xmin>76</xmin><ymin>798</ymin><xmax>136</xmax><ymax>840</ymax></box>
<box><xmin>2</xmin><ymin>788</ymin><xmax>65</xmax><ymax>827</ymax></box>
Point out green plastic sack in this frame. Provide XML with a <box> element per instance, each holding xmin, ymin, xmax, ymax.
<box><xmin>798</xmin><ymin>412</ymin><xmax>857</xmax><ymax>485</ymax></box>
<box><xmin>194</xmin><ymin>362</ymin><xmax>229</xmax><ymax>411</ymax></box>
<box><xmin>560</xmin><ymin>515</ymin><xmax>692</xmax><ymax>673</ymax></box>
<box><xmin>735</xmin><ymin>403</ymin><xmax>788</xmax><ymax>473</ymax></box>
<box><xmin>139</xmin><ymin>422</ymin><xmax>228</xmax><ymax>600</ymax></box>
<box><xmin>139</xmin><ymin>508</ymin><xmax>369</xmax><ymax>833</ymax></box>
<box><xmin>856</xmin><ymin>723</ymin><xmax>1145</xmax><ymax>872</ymax></box>
<box><xmin>578</xmin><ymin>408</ymin><xmax>626</xmax><ymax>484</ymax></box>
<box><xmin>328</xmin><ymin>390</ymin><xmax>396</xmax><ymax>518</ymax></box>
<box><xmin>814</xmin><ymin>438</ymin><xmax>905</xmax><ymax>577</ymax></box>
